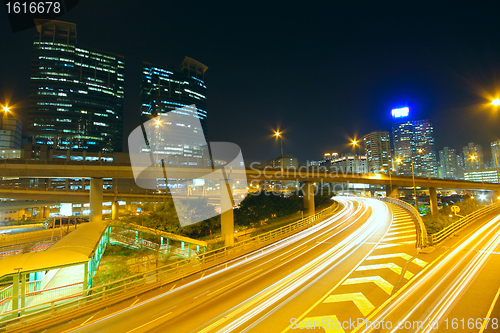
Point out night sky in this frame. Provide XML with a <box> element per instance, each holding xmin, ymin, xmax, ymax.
<box><xmin>1</xmin><ymin>1</ymin><xmax>499</xmax><ymax>165</ymax></box>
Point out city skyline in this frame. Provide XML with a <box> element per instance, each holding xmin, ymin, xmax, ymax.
<box><xmin>2</xmin><ymin>3</ymin><xmax>500</xmax><ymax>329</ymax></box>
<box><xmin>1</xmin><ymin>2</ymin><xmax>500</xmax><ymax>165</ymax></box>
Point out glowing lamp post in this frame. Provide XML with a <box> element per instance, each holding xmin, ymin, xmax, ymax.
<box><xmin>275</xmin><ymin>131</ymin><xmax>284</xmax><ymax>171</ymax></box>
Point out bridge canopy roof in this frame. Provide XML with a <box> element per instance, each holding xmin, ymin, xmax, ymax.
<box><xmin>0</xmin><ymin>222</ymin><xmax>108</xmax><ymax>277</ymax></box>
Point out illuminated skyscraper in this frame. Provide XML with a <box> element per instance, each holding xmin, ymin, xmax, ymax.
<box><xmin>140</xmin><ymin>58</ymin><xmax>208</xmax><ymax>162</ymax></box>
<box><xmin>412</xmin><ymin>119</ymin><xmax>437</xmax><ymax>177</ymax></box>
<box><xmin>392</xmin><ymin>121</ymin><xmax>414</xmax><ymax>176</ymax></box>
<box><xmin>491</xmin><ymin>139</ymin><xmax>500</xmax><ymax>169</ymax></box>
<box><xmin>392</xmin><ymin>119</ymin><xmax>437</xmax><ymax>177</ymax></box>
<box><xmin>363</xmin><ymin>131</ymin><xmax>392</xmax><ymax>173</ymax></box>
<box><xmin>439</xmin><ymin>147</ymin><xmax>459</xmax><ymax>179</ymax></box>
<box><xmin>28</xmin><ymin>20</ymin><xmax>125</xmax><ymax>152</ymax></box>
<box><xmin>463</xmin><ymin>142</ymin><xmax>484</xmax><ymax>171</ymax></box>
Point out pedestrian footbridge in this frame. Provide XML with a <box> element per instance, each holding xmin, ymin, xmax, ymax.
<box><xmin>0</xmin><ymin>221</ymin><xmax>206</xmax><ymax>317</ymax></box>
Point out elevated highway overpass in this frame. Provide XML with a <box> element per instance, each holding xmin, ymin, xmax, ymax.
<box><xmin>1</xmin><ymin>160</ymin><xmax>499</xmax><ymax>246</ymax></box>
<box><xmin>0</xmin><ymin>160</ymin><xmax>499</xmax><ymax>191</ymax></box>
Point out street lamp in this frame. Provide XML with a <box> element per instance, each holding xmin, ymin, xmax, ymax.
<box><xmin>395</xmin><ymin>156</ymin><xmax>418</xmax><ymax>213</ymax></box>
<box><xmin>492</xmin><ymin>98</ymin><xmax>500</xmax><ymax>107</ymax></box>
<box><xmin>2</xmin><ymin>106</ymin><xmax>10</xmax><ymax>112</ymax></box>
<box><xmin>274</xmin><ymin>131</ymin><xmax>284</xmax><ymax>171</ymax></box>
<box><xmin>351</xmin><ymin>140</ymin><xmax>359</xmax><ymax>155</ymax></box>
<box><xmin>382</xmin><ymin>166</ymin><xmax>393</xmax><ymax>189</ymax></box>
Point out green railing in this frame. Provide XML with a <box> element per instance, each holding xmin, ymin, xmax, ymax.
<box><xmin>0</xmin><ymin>201</ymin><xmax>340</xmax><ymax>331</ymax></box>
<box><xmin>430</xmin><ymin>201</ymin><xmax>500</xmax><ymax>246</ymax></box>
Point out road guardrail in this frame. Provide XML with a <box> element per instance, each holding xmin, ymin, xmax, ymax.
<box><xmin>429</xmin><ymin>201</ymin><xmax>500</xmax><ymax>246</ymax></box>
<box><xmin>0</xmin><ymin>201</ymin><xmax>340</xmax><ymax>331</ymax></box>
<box><xmin>378</xmin><ymin>197</ymin><xmax>429</xmax><ymax>249</ymax></box>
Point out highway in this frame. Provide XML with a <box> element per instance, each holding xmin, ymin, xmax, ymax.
<box><xmin>353</xmin><ymin>209</ymin><xmax>500</xmax><ymax>333</ymax></box>
<box><xmin>9</xmin><ymin>198</ymin><xmax>500</xmax><ymax>333</ymax></box>
<box><xmin>40</xmin><ymin>197</ymin><xmax>390</xmax><ymax>332</ymax></box>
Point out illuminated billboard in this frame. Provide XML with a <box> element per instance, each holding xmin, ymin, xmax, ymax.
<box><xmin>391</xmin><ymin>107</ymin><xmax>409</xmax><ymax>118</ymax></box>
<box><xmin>193</xmin><ymin>179</ymin><xmax>205</xmax><ymax>186</ymax></box>
<box><xmin>60</xmin><ymin>203</ymin><xmax>72</xmax><ymax>216</ymax></box>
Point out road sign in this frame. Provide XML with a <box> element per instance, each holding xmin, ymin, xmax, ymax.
<box><xmin>451</xmin><ymin>205</ymin><xmax>460</xmax><ymax>214</ymax></box>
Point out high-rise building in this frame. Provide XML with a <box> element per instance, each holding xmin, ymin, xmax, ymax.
<box><xmin>457</xmin><ymin>153</ymin><xmax>465</xmax><ymax>179</ymax></box>
<box><xmin>462</xmin><ymin>142</ymin><xmax>484</xmax><ymax>171</ymax></box>
<box><xmin>0</xmin><ymin>112</ymin><xmax>22</xmax><ymax>149</ymax></box>
<box><xmin>330</xmin><ymin>154</ymin><xmax>368</xmax><ymax>174</ymax></box>
<box><xmin>392</xmin><ymin>121</ymin><xmax>414</xmax><ymax>176</ymax></box>
<box><xmin>411</xmin><ymin>120</ymin><xmax>437</xmax><ymax>177</ymax></box>
<box><xmin>439</xmin><ymin>147</ymin><xmax>459</xmax><ymax>179</ymax></box>
<box><xmin>392</xmin><ymin>119</ymin><xmax>437</xmax><ymax>177</ymax></box>
<box><xmin>262</xmin><ymin>155</ymin><xmax>298</xmax><ymax>169</ymax></box>
<box><xmin>140</xmin><ymin>58</ymin><xmax>208</xmax><ymax>162</ymax></box>
<box><xmin>28</xmin><ymin>20</ymin><xmax>125</xmax><ymax>152</ymax></box>
<box><xmin>363</xmin><ymin>131</ymin><xmax>392</xmax><ymax>173</ymax></box>
<box><xmin>491</xmin><ymin>139</ymin><xmax>500</xmax><ymax>169</ymax></box>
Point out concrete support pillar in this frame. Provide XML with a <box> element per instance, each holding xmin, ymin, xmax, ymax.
<box><xmin>111</xmin><ymin>201</ymin><xmax>119</xmax><ymax>220</ymax></box>
<box><xmin>385</xmin><ymin>185</ymin><xmax>399</xmax><ymax>198</ymax></box>
<box><xmin>90</xmin><ymin>178</ymin><xmax>103</xmax><ymax>223</ymax></box>
<box><xmin>429</xmin><ymin>187</ymin><xmax>438</xmax><ymax>215</ymax></box>
<box><xmin>303</xmin><ymin>182</ymin><xmax>315</xmax><ymax>216</ymax></box>
<box><xmin>221</xmin><ymin>208</ymin><xmax>234</xmax><ymax>247</ymax></box>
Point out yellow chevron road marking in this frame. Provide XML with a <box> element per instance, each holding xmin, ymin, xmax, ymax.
<box><xmin>367</xmin><ymin>253</ymin><xmax>413</xmax><ymax>261</ymax></box>
<box><xmin>375</xmin><ymin>241</ymin><xmax>415</xmax><ymax>249</ymax></box>
<box><xmin>342</xmin><ymin>276</ymin><xmax>393</xmax><ymax>295</ymax></box>
<box><xmin>385</xmin><ymin>229</ymin><xmax>415</xmax><ymax>236</ymax></box>
<box><xmin>324</xmin><ymin>293</ymin><xmax>375</xmax><ymax>316</ymax></box>
<box><xmin>383</xmin><ymin>235</ymin><xmax>416</xmax><ymax>242</ymax></box>
<box><xmin>356</xmin><ymin>263</ymin><xmax>414</xmax><ymax>280</ymax></box>
<box><xmin>389</xmin><ymin>225</ymin><xmax>414</xmax><ymax>231</ymax></box>
<box><xmin>412</xmin><ymin>258</ymin><xmax>428</xmax><ymax>267</ymax></box>
<box><xmin>391</xmin><ymin>221</ymin><xmax>414</xmax><ymax>226</ymax></box>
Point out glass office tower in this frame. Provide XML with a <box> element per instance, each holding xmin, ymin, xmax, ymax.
<box><xmin>363</xmin><ymin>131</ymin><xmax>392</xmax><ymax>173</ymax></box>
<box><xmin>392</xmin><ymin>121</ymin><xmax>414</xmax><ymax>176</ymax></box>
<box><xmin>439</xmin><ymin>147</ymin><xmax>459</xmax><ymax>179</ymax></box>
<box><xmin>392</xmin><ymin>119</ymin><xmax>437</xmax><ymax>177</ymax></box>
<box><xmin>28</xmin><ymin>20</ymin><xmax>124</xmax><ymax>152</ymax></box>
<box><xmin>140</xmin><ymin>57</ymin><xmax>208</xmax><ymax>162</ymax></box>
<box><xmin>412</xmin><ymin>119</ymin><xmax>437</xmax><ymax>177</ymax></box>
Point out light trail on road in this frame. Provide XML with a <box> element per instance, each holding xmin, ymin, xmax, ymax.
<box><xmin>53</xmin><ymin>197</ymin><xmax>391</xmax><ymax>333</ymax></box>
<box><xmin>358</xmin><ymin>213</ymin><xmax>500</xmax><ymax>333</ymax></box>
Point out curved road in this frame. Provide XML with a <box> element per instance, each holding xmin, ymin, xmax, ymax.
<box><xmin>44</xmin><ymin>197</ymin><xmax>391</xmax><ymax>332</ymax></box>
